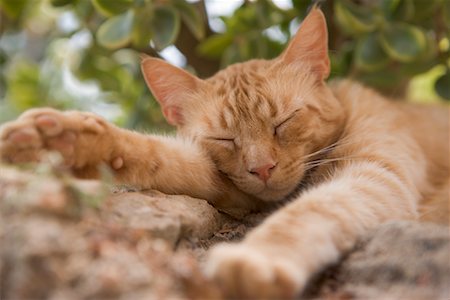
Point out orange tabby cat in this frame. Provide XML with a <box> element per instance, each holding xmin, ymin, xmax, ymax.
<box><xmin>0</xmin><ymin>7</ymin><xmax>448</xmax><ymax>299</ymax></box>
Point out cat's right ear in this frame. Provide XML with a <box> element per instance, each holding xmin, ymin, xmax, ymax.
<box><xmin>141</xmin><ymin>57</ymin><xmax>202</xmax><ymax>126</ymax></box>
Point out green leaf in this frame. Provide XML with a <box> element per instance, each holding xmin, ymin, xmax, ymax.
<box><xmin>237</xmin><ymin>37</ymin><xmax>251</xmax><ymax>60</ymax></box>
<box><xmin>291</xmin><ymin>0</ymin><xmax>309</xmax><ymax>18</ymax></box>
<box><xmin>197</xmin><ymin>34</ymin><xmax>233</xmax><ymax>59</ymax></box>
<box><xmin>221</xmin><ymin>43</ymin><xmax>241</xmax><ymax>67</ymax></box>
<box><xmin>335</xmin><ymin>0</ymin><xmax>378</xmax><ymax>35</ymax></box>
<box><xmin>172</xmin><ymin>0</ymin><xmax>205</xmax><ymax>40</ymax></box>
<box><xmin>255</xmin><ymin>0</ymin><xmax>286</xmax><ymax>28</ymax></box>
<box><xmin>435</xmin><ymin>72</ymin><xmax>450</xmax><ymax>100</ymax></box>
<box><xmin>6</xmin><ymin>61</ymin><xmax>43</xmax><ymax>110</ymax></box>
<box><xmin>330</xmin><ymin>41</ymin><xmax>354</xmax><ymax>78</ymax></box>
<box><xmin>0</xmin><ymin>0</ymin><xmax>27</xmax><ymax>18</ymax></box>
<box><xmin>411</xmin><ymin>0</ymin><xmax>440</xmax><ymax>20</ymax></box>
<box><xmin>223</xmin><ymin>5</ymin><xmax>257</xmax><ymax>33</ymax></box>
<box><xmin>357</xmin><ymin>69</ymin><xmax>404</xmax><ymax>89</ymax></box>
<box><xmin>400</xmin><ymin>59</ymin><xmax>435</xmax><ymax>77</ymax></box>
<box><xmin>379</xmin><ymin>23</ymin><xmax>426</xmax><ymax>62</ymax></box>
<box><xmin>92</xmin><ymin>0</ymin><xmax>133</xmax><ymax>16</ymax></box>
<box><xmin>382</xmin><ymin>0</ymin><xmax>414</xmax><ymax>21</ymax></box>
<box><xmin>355</xmin><ymin>33</ymin><xmax>389</xmax><ymax>71</ymax></box>
<box><xmin>50</xmin><ymin>0</ymin><xmax>74</xmax><ymax>7</ymax></box>
<box><xmin>381</xmin><ymin>0</ymin><xmax>402</xmax><ymax>13</ymax></box>
<box><xmin>132</xmin><ymin>6</ymin><xmax>153</xmax><ymax>49</ymax></box>
<box><xmin>444</xmin><ymin>0</ymin><xmax>450</xmax><ymax>31</ymax></box>
<box><xmin>400</xmin><ymin>34</ymin><xmax>437</xmax><ymax>76</ymax></box>
<box><xmin>262</xmin><ymin>36</ymin><xmax>284</xmax><ymax>59</ymax></box>
<box><xmin>97</xmin><ymin>10</ymin><xmax>134</xmax><ymax>49</ymax></box>
<box><xmin>151</xmin><ymin>6</ymin><xmax>180</xmax><ymax>50</ymax></box>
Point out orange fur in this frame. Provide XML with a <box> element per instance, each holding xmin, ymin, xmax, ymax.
<box><xmin>0</xmin><ymin>7</ymin><xmax>448</xmax><ymax>299</ymax></box>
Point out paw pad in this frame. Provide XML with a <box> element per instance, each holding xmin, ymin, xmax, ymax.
<box><xmin>111</xmin><ymin>157</ymin><xmax>124</xmax><ymax>170</ymax></box>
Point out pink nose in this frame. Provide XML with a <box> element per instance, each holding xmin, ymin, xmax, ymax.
<box><xmin>249</xmin><ymin>163</ymin><xmax>276</xmax><ymax>183</ymax></box>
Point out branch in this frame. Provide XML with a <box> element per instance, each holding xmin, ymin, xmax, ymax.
<box><xmin>174</xmin><ymin>0</ymin><xmax>221</xmax><ymax>78</ymax></box>
<box><xmin>128</xmin><ymin>44</ymin><xmax>162</xmax><ymax>59</ymax></box>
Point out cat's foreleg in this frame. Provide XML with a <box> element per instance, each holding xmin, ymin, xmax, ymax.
<box><xmin>0</xmin><ymin>108</ymin><xmax>258</xmax><ymax>216</ymax></box>
<box><xmin>206</xmin><ymin>160</ymin><xmax>419</xmax><ymax>298</ymax></box>
<box><xmin>0</xmin><ymin>108</ymin><xmax>216</xmax><ymax>191</ymax></box>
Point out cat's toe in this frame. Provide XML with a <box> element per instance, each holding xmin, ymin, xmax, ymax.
<box><xmin>206</xmin><ymin>244</ymin><xmax>306</xmax><ymax>299</ymax></box>
<box><xmin>46</xmin><ymin>133</ymin><xmax>76</xmax><ymax>160</ymax></box>
<box><xmin>7</xmin><ymin>126</ymin><xmax>41</xmax><ymax>149</ymax></box>
<box><xmin>0</xmin><ymin>120</ymin><xmax>43</xmax><ymax>163</ymax></box>
<box><xmin>0</xmin><ymin>109</ymin><xmax>82</xmax><ymax>165</ymax></box>
<box><xmin>80</xmin><ymin>112</ymin><xmax>106</xmax><ymax>134</ymax></box>
<box><xmin>35</xmin><ymin>115</ymin><xmax>64</xmax><ymax>137</ymax></box>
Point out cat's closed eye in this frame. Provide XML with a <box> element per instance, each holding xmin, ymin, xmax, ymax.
<box><xmin>207</xmin><ymin>137</ymin><xmax>235</xmax><ymax>149</ymax></box>
<box><xmin>274</xmin><ymin>109</ymin><xmax>301</xmax><ymax>136</ymax></box>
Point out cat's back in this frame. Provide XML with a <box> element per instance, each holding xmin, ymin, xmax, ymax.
<box><xmin>330</xmin><ymin>79</ymin><xmax>449</xmax><ymax>225</ymax></box>
<box><xmin>400</xmin><ymin>103</ymin><xmax>449</xmax><ymax>225</ymax></box>
<box><xmin>329</xmin><ymin>79</ymin><xmax>448</xmax><ymax>158</ymax></box>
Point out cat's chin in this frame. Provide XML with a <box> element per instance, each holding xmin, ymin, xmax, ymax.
<box><xmin>253</xmin><ymin>186</ymin><xmax>295</xmax><ymax>202</ymax></box>
<box><xmin>234</xmin><ymin>177</ymin><xmax>303</xmax><ymax>203</ymax></box>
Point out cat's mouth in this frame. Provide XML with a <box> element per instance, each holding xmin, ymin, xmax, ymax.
<box><xmin>249</xmin><ymin>178</ymin><xmax>304</xmax><ymax>202</ymax></box>
<box><xmin>220</xmin><ymin>168</ymin><xmax>305</xmax><ymax>202</ymax></box>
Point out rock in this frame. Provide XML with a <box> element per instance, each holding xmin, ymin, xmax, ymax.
<box><xmin>304</xmin><ymin>221</ymin><xmax>450</xmax><ymax>300</ymax></box>
<box><xmin>0</xmin><ymin>165</ymin><xmax>228</xmax><ymax>247</ymax></box>
<box><xmin>0</xmin><ymin>164</ymin><xmax>226</xmax><ymax>300</ymax></box>
<box><xmin>0</xmin><ymin>164</ymin><xmax>106</xmax><ymax>218</ymax></box>
<box><xmin>103</xmin><ymin>190</ymin><xmax>227</xmax><ymax>246</ymax></box>
<box><xmin>3</xmin><ymin>164</ymin><xmax>448</xmax><ymax>300</ymax></box>
<box><xmin>342</xmin><ymin>221</ymin><xmax>450</xmax><ymax>300</ymax></box>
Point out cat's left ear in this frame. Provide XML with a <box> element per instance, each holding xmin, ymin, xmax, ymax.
<box><xmin>141</xmin><ymin>57</ymin><xmax>202</xmax><ymax>126</ymax></box>
<box><xmin>281</xmin><ymin>7</ymin><xmax>330</xmax><ymax>80</ymax></box>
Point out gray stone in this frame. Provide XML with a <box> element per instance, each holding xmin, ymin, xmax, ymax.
<box><xmin>303</xmin><ymin>220</ymin><xmax>450</xmax><ymax>300</ymax></box>
<box><xmin>103</xmin><ymin>190</ymin><xmax>227</xmax><ymax>246</ymax></box>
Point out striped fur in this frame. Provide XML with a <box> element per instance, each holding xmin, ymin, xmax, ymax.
<box><xmin>0</xmin><ymin>7</ymin><xmax>448</xmax><ymax>299</ymax></box>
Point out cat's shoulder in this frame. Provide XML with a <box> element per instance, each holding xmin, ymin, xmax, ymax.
<box><xmin>328</xmin><ymin>79</ymin><xmax>386</xmax><ymax>104</ymax></box>
<box><xmin>327</xmin><ymin>79</ymin><xmax>393</xmax><ymax>119</ymax></box>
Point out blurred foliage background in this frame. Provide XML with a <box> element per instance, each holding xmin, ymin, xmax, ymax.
<box><xmin>0</xmin><ymin>0</ymin><xmax>449</xmax><ymax>131</ymax></box>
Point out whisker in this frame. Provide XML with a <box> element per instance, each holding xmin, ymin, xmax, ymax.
<box><xmin>301</xmin><ymin>131</ymin><xmax>387</xmax><ymax>162</ymax></box>
<box><xmin>301</xmin><ymin>134</ymin><xmax>359</xmax><ymax>160</ymax></box>
<box><xmin>304</xmin><ymin>155</ymin><xmax>361</xmax><ymax>166</ymax></box>
<box><xmin>303</xmin><ymin>157</ymin><xmax>362</xmax><ymax>173</ymax></box>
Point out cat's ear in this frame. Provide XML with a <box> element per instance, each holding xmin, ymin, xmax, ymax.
<box><xmin>281</xmin><ymin>7</ymin><xmax>330</xmax><ymax>80</ymax></box>
<box><xmin>141</xmin><ymin>57</ymin><xmax>202</xmax><ymax>126</ymax></box>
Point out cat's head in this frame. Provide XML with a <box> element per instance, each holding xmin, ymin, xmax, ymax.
<box><xmin>141</xmin><ymin>8</ymin><xmax>345</xmax><ymax>202</ymax></box>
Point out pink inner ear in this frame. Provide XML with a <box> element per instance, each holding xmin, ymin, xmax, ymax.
<box><xmin>141</xmin><ymin>57</ymin><xmax>201</xmax><ymax>126</ymax></box>
<box><xmin>282</xmin><ymin>8</ymin><xmax>330</xmax><ymax>80</ymax></box>
<box><xmin>163</xmin><ymin>106</ymin><xmax>183</xmax><ymax>126</ymax></box>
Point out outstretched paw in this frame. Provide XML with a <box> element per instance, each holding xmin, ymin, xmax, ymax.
<box><xmin>205</xmin><ymin>244</ymin><xmax>306</xmax><ymax>299</ymax></box>
<box><xmin>0</xmin><ymin>108</ymin><xmax>121</xmax><ymax>170</ymax></box>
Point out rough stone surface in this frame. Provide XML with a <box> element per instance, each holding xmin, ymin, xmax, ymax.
<box><xmin>0</xmin><ymin>165</ymin><xmax>225</xmax><ymax>300</ymax></box>
<box><xmin>1</xmin><ymin>164</ymin><xmax>449</xmax><ymax>300</ymax></box>
<box><xmin>303</xmin><ymin>221</ymin><xmax>450</xmax><ymax>300</ymax></box>
<box><xmin>103</xmin><ymin>190</ymin><xmax>228</xmax><ymax>246</ymax></box>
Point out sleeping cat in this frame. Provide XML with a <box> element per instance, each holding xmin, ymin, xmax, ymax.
<box><xmin>0</xmin><ymin>7</ymin><xmax>448</xmax><ymax>299</ymax></box>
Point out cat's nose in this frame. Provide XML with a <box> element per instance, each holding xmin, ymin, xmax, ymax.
<box><xmin>249</xmin><ymin>163</ymin><xmax>276</xmax><ymax>183</ymax></box>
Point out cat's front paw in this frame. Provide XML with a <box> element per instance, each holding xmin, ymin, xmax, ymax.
<box><xmin>0</xmin><ymin>108</ymin><xmax>120</xmax><ymax>169</ymax></box>
<box><xmin>205</xmin><ymin>244</ymin><xmax>306</xmax><ymax>299</ymax></box>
